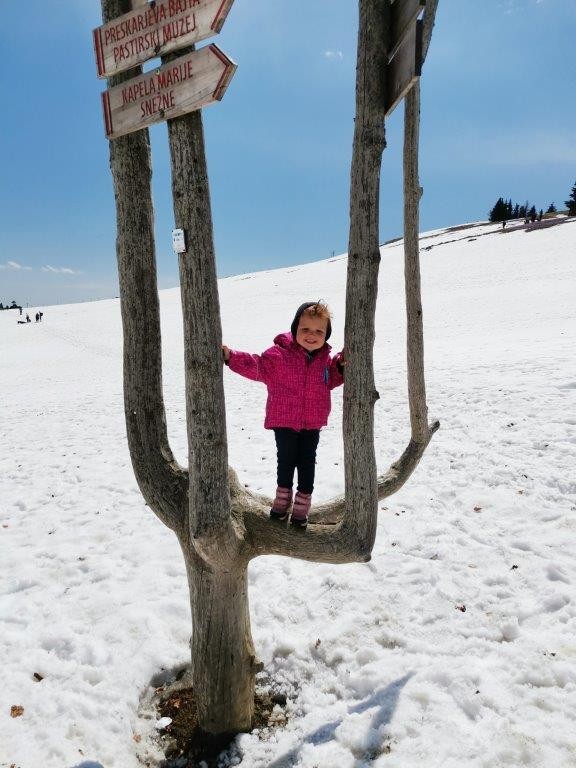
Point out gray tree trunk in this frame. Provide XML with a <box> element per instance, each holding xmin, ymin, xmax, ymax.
<box><xmin>100</xmin><ymin>0</ymin><xmax>439</xmax><ymax>740</ymax></box>
<box><xmin>402</xmin><ymin>0</ymin><xmax>440</xmax><ymax>442</ymax></box>
<box><xmin>187</xmin><ymin>556</ymin><xmax>256</xmax><ymax>732</ymax></box>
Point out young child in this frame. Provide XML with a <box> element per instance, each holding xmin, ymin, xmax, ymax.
<box><xmin>222</xmin><ymin>301</ymin><xmax>344</xmax><ymax>529</ymax></box>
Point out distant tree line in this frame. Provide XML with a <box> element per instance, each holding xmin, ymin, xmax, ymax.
<box><xmin>0</xmin><ymin>301</ymin><xmax>22</xmax><ymax>311</ymax></box>
<box><xmin>489</xmin><ymin>180</ymin><xmax>576</xmax><ymax>223</ymax></box>
<box><xmin>488</xmin><ymin>198</ymin><xmax>555</xmax><ymax>223</ymax></box>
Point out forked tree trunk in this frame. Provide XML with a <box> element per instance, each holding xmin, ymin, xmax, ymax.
<box><xmin>101</xmin><ymin>0</ymin><xmax>439</xmax><ymax>740</ymax></box>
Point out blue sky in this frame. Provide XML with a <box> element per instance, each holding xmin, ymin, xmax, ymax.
<box><xmin>0</xmin><ymin>0</ymin><xmax>574</xmax><ymax>307</ymax></box>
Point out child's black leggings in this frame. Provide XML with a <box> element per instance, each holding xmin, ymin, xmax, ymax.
<box><xmin>273</xmin><ymin>428</ymin><xmax>320</xmax><ymax>494</ymax></box>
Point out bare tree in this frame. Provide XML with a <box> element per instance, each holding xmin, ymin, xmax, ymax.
<box><xmin>101</xmin><ymin>0</ymin><xmax>439</xmax><ymax>740</ymax></box>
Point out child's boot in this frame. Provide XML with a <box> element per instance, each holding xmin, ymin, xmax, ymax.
<box><xmin>270</xmin><ymin>486</ymin><xmax>293</xmax><ymax>521</ymax></box>
<box><xmin>290</xmin><ymin>491</ymin><xmax>312</xmax><ymax>529</ymax></box>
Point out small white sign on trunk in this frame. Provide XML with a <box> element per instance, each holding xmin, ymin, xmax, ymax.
<box><xmin>101</xmin><ymin>44</ymin><xmax>236</xmax><ymax>140</ymax></box>
<box><xmin>172</xmin><ymin>228</ymin><xmax>187</xmax><ymax>253</ymax></box>
<box><xmin>94</xmin><ymin>0</ymin><xmax>235</xmax><ymax>79</ymax></box>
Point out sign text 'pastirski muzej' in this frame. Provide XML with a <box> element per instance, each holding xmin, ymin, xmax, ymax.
<box><xmin>101</xmin><ymin>44</ymin><xmax>236</xmax><ymax>139</ymax></box>
<box><xmin>93</xmin><ymin>0</ymin><xmax>235</xmax><ymax>78</ymax></box>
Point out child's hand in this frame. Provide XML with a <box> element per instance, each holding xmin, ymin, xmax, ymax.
<box><xmin>222</xmin><ymin>345</ymin><xmax>231</xmax><ymax>362</ymax></box>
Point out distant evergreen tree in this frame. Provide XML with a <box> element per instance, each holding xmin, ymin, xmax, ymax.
<box><xmin>565</xmin><ymin>181</ymin><xmax>576</xmax><ymax>216</ymax></box>
<box><xmin>488</xmin><ymin>196</ymin><xmax>553</xmax><ymax>222</ymax></box>
<box><xmin>489</xmin><ymin>197</ymin><xmax>508</xmax><ymax>222</ymax></box>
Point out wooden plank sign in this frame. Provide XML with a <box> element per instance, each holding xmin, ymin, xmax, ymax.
<box><xmin>94</xmin><ymin>0</ymin><xmax>235</xmax><ymax>79</ymax></box>
<box><xmin>385</xmin><ymin>19</ymin><xmax>423</xmax><ymax>117</ymax></box>
<box><xmin>101</xmin><ymin>44</ymin><xmax>237</xmax><ymax>139</ymax></box>
<box><xmin>388</xmin><ymin>0</ymin><xmax>425</xmax><ymax>62</ymax></box>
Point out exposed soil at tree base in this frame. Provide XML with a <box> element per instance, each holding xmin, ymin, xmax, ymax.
<box><xmin>156</xmin><ymin>686</ymin><xmax>287</xmax><ymax>767</ymax></box>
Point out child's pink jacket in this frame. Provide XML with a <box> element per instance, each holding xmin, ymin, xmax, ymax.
<box><xmin>227</xmin><ymin>332</ymin><xmax>344</xmax><ymax>431</ymax></box>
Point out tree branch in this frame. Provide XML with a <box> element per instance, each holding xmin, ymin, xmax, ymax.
<box><xmin>337</xmin><ymin>0</ymin><xmax>390</xmax><ymax>554</ymax></box>
<box><xmin>401</xmin><ymin>0</ymin><xmax>441</xmax><ymax>440</ymax></box>
<box><xmin>103</xmin><ymin>0</ymin><xmax>187</xmax><ymax>538</ymax></box>
<box><xmin>229</xmin><ymin>471</ymin><xmax>371</xmax><ymax>564</ymax></box>
<box><xmin>166</xmin><ymin>92</ymin><xmax>232</xmax><ymax>548</ymax></box>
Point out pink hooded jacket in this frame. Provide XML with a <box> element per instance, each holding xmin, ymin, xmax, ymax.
<box><xmin>227</xmin><ymin>332</ymin><xmax>344</xmax><ymax>431</ymax></box>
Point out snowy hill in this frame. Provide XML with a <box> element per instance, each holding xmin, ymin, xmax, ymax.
<box><xmin>1</xmin><ymin>219</ymin><xmax>575</xmax><ymax>768</ymax></box>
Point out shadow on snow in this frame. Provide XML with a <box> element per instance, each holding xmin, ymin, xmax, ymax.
<box><xmin>266</xmin><ymin>673</ymin><xmax>413</xmax><ymax>768</ymax></box>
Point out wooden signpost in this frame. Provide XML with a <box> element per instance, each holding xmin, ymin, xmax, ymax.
<box><xmin>385</xmin><ymin>0</ymin><xmax>425</xmax><ymax>116</ymax></box>
<box><xmin>101</xmin><ymin>43</ymin><xmax>236</xmax><ymax>139</ymax></box>
<box><xmin>95</xmin><ymin>0</ymin><xmax>236</xmax><ymax>139</ymax></box>
<box><xmin>389</xmin><ymin>0</ymin><xmax>425</xmax><ymax>60</ymax></box>
<box><xmin>94</xmin><ymin>0</ymin><xmax>235</xmax><ymax>78</ymax></box>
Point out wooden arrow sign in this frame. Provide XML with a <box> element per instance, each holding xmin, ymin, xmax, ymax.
<box><xmin>94</xmin><ymin>0</ymin><xmax>235</xmax><ymax>79</ymax></box>
<box><xmin>385</xmin><ymin>19</ymin><xmax>423</xmax><ymax>117</ymax></box>
<box><xmin>101</xmin><ymin>44</ymin><xmax>237</xmax><ymax>139</ymax></box>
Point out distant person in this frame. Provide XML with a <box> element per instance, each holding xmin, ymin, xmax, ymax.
<box><xmin>222</xmin><ymin>301</ymin><xmax>344</xmax><ymax>529</ymax></box>
<box><xmin>35</xmin><ymin>312</ymin><xmax>39</xmax><ymax>322</ymax></box>
<box><xmin>19</xmin><ymin>307</ymin><xmax>22</xmax><ymax>316</ymax></box>
<box><xmin>502</xmin><ymin>220</ymin><xmax>507</xmax><ymax>229</ymax></box>
<box><xmin>26</xmin><ymin>314</ymin><xmax>31</xmax><ymax>323</ymax></box>
<box><xmin>39</xmin><ymin>311</ymin><xmax>43</xmax><ymax>322</ymax></box>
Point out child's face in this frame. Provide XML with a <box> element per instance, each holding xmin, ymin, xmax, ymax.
<box><xmin>296</xmin><ymin>314</ymin><xmax>328</xmax><ymax>352</ymax></box>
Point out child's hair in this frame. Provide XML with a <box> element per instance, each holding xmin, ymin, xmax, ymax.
<box><xmin>301</xmin><ymin>301</ymin><xmax>332</xmax><ymax>323</ymax></box>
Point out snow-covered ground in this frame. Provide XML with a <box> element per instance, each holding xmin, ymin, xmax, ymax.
<box><xmin>1</xmin><ymin>219</ymin><xmax>575</xmax><ymax>768</ymax></box>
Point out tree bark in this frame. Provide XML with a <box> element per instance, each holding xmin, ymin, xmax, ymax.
<box><xmin>403</xmin><ymin>84</ymin><xmax>429</xmax><ymax>442</ymax></box>
<box><xmin>185</xmin><ymin>551</ymin><xmax>256</xmax><ymax>733</ymax></box>
<box><xmin>340</xmin><ymin>0</ymin><xmax>390</xmax><ymax>552</ymax></box>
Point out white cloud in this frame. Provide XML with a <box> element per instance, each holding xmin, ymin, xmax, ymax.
<box><xmin>0</xmin><ymin>261</ymin><xmax>32</xmax><ymax>271</ymax></box>
<box><xmin>501</xmin><ymin>0</ymin><xmax>548</xmax><ymax>12</ymax></box>
<box><xmin>42</xmin><ymin>265</ymin><xmax>84</xmax><ymax>275</ymax></box>
<box><xmin>324</xmin><ymin>50</ymin><xmax>344</xmax><ymax>60</ymax></box>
